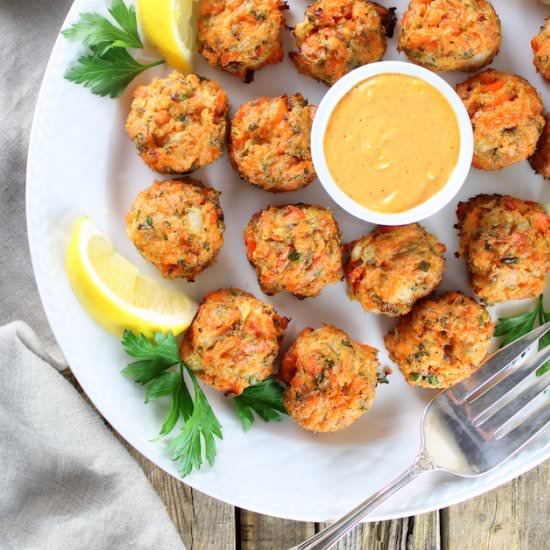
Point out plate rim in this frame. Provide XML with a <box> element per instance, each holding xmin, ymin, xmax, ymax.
<box><xmin>25</xmin><ymin>0</ymin><xmax>550</xmax><ymax>522</ymax></box>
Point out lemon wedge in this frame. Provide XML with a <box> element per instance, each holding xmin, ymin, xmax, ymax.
<box><xmin>137</xmin><ymin>0</ymin><xmax>198</xmax><ymax>73</ymax></box>
<box><xmin>66</xmin><ymin>217</ymin><xmax>197</xmax><ymax>338</ymax></box>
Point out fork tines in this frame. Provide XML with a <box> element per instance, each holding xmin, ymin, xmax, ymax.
<box><xmin>480</xmin><ymin>366</ymin><xmax>550</xmax><ymax>436</ymax></box>
<box><xmin>445</xmin><ymin>321</ymin><xmax>550</xmax><ymax>445</ymax></box>
<box><xmin>449</xmin><ymin>321</ymin><xmax>550</xmax><ymax>403</ymax></box>
<box><xmin>469</xmin><ymin>345</ymin><xmax>550</xmax><ymax>424</ymax></box>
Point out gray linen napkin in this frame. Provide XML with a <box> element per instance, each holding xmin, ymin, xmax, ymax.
<box><xmin>0</xmin><ymin>0</ymin><xmax>73</xmax><ymax>355</ymax></box>
<box><xmin>0</xmin><ymin>321</ymin><xmax>186</xmax><ymax>550</ymax></box>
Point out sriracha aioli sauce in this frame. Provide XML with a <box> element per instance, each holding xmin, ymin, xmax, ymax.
<box><xmin>324</xmin><ymin>73</ymin><xmax>460</xmax><ymax>213</ymax></box>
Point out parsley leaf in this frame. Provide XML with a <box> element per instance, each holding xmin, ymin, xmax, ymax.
<box><xmin>168</xmin><ymin>372</ymin><xmax>223</xmax><ymax>477</ymax></box>
<box><xmin>122</xmin><ymin>330</ymin><xmax>180</xmax><ymax>363</ymax></box>
<box><xmin>536</xmin><ymin>362</ymin><xmax>550</xmax><ymax>378</ymax></box>
<box><xmin>494</xmin><ymin>295</ymin><xmax>550</xmax><ymax>376</ymax></box>
<box><xmin>121</xmin><ymin>330</ymin><xmax>288</xmax><ymax>475</ymax></box>
<box><xmin>108</xmin><ymin>0</ymin><xmax>141</xmax><ymax>45</ymax></box>
<box><xmin>538</xmin><ymin>307</ymin><xmax>550</xmax><ymax>348</ymax></box>
<box><xmin>494</xmin><ymin>306</ymin><xmax>539</xmax><ymax>347</ymax></box>
<box><xmin>62</xmin><ymin>0</ymin><xmax>142</xmax><ymax>55</ymax></box>
<box><xmin>233</xmin><ymin>378</ymin><xmax>287</xmax><ymax>432</ymax></box>
<box><xmin>122</xmin><ymin>330</ymin><xmax>222</xmax><ymax>477</ymax></box>
<box><xmin>537</xmin><ymin>307</ymin><xmax>550</xmax><ymax>377</ymax></box>
<box><xmin>65</xmin><ymin>47</ymin><xmax>163</xmax><ymax>98</ymax></box>
<box><xmin>159</xmin><ymin>384</ymin><xmax>183</xmax><ymax>436</ymax></box>
<box><xmin>121</xmin><ymin>330</ymin><xmax>180</xmax><ymax>383</ymax></box>
<box><xmin>144</xmin><ymin>371</ymin><xmax>180</xmax><ymax>403</ymax></box>
<box><xmin>158</xmin><ymin>366</ymin><xmax>194</xmax><ymax>436</ymax></box>
<box><xmin>121</xmin><ymin>330</ymin><xmax>221</xmax><ymax>475</ymax></box>
<box><xmin>121</xmin><ymin>358</ymin><xmax>173</xmax><ymax>384</ymax></box>
<box><xmin>62</xmin><ymin>0</ymin><xmax>163</xmax><ymax>97</ymax></box>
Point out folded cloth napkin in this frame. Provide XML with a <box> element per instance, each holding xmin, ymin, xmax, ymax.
<box><xmin>0</xmin><ymin>321</ymin><xmax>186</xmax><ymax>550</ymax></box>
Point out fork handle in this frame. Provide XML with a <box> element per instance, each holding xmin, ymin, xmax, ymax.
<box><xmin>289</xmin><ymin>452</ymin><xmax>433</xmax><ymax>550</ymax></box>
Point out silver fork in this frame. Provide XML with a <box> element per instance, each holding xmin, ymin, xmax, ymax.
<box><xmin>291</xmin><ymin>321</ymin><xmax>550</xmax><ymax>550</ymax></box>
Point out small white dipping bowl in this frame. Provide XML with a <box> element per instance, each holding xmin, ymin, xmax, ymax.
<box><xmin>311</xmin><ymin>61</ymin><xmax>473</xmax><ymax>225</ymax></box>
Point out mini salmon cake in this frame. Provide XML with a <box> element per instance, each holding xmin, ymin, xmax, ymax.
<box><xmin>126</xmin><ymin>72</ymin><xmax>229</xmax><ymax>174</ymax></box>
<box><xmin>532</xmin><ymin>17</ymin><xmax>550</xmax><ymax>81</ymax></box>
<box><xmin>244</xmin><ymin>204</ymin><xmax>343</xmax><ymax>298</ymax></box>
<box><xmin>530</xmin><ymin>115</ymin><xmax>550</xmax><ymax>179</ymax></box>
<box><xmin>385</xmin><ymin>292</ymin><xmax>494</xmax><ymax>389</ymax></box>
<box><xmin>290</xmin><ymin>0</ymin><xmax>395</xmax><ymax>86</ymax></box>
<box><xmin>279</xmin><ymin>325</ymin><xmax>379</xmax><ymax>432</ymax></box>
<box><xmin>180</xmin><ymin>288</ymin><xmax>289</xmax><ymax>396</ymax></box>
<box><xmin>126</xmin><ymin>178</ymin><xmax>225</xmax><ymax>280</ymax></box>
<box><xmin>398</xmin><ymin>0</ymin><xmax>501</xmax><ymax>72</ymax></box>
<box><xmin>456</xmin><ymin>194</ymin><xmax>550</xmax><ymax>304</ymax></box>
<box><xmin>229</xmin><ymin>95</ymin><xmax>316</xmax><ymax>192</ymax></box>
<box><xmin>197</xmin><ymin>0</ymin><xmax>287</xmax><ymax>81</ymax></box>
<box><xmin>345</xmin><ymin>224</ymin><xmax>446</xmax><ymax>317</ymax></box>
<box><xmin>456</xmin><ymin>70</ymin><xmax>544</xmax><ymax>171</ymax></box>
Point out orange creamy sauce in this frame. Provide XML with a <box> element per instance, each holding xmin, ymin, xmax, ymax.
<box><xmin>324</xmin><ymin>74</ymin><xmax>460</xmax><ymax>213</ymax></box>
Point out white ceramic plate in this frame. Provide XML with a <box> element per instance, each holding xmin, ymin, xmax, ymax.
<box><xmin>27</xmin><ymin>0</ymin><xmax>550</xmax><ymax>522</ymax></box>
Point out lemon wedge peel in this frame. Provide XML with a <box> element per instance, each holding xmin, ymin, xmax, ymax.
<box><xmin>137</xmin><ymin>0</ymin><xmax>199</xmax><ymax>74</ymax></box>
<box><xmin>66</xmin><ymin>217</ymin><xmax>197</xmax><ymax>338</ymax></box>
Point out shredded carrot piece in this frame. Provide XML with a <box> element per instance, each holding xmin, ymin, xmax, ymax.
<box><xmin>480</xmin><ymin>79</ymin><xmax>505</xmax><ymax>93</ymax></box>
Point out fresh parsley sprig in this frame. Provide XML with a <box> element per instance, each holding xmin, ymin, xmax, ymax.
<box><xmin>62</xmin><ymin>0</ymin><xmax>142</xmax><ymax>54</ymax></box>
<box><xmin>168</xmin><ymin>372</ymin><xmax>223</xmax><ymax>477</ymax></box>
<box><xmin>495</xmin><ymin>295</ymin><xmax>550</xmax><ymax>376</ymax></box>
<box><xmin>62</xmin><ymin>0</ymin><xmax>164</xmax><ymax>97</ymax></box>
<box><xmin>233</xmin><ymin>378</ymin><xmax>287</xmax><ymax>432</ymax></box>
<box><xmin>121</xmin><ymin>330</ymin><xmax>220</xmax><ymax>475</ymax></box>
<box><xmin>121</xmin><ymin>330</ymin><xmax>287</xmax><ymax>476</ymax></box>
<box><xmin>65</xmin><ymin>47</ymin><xmax>163</xmax><ymax>98</ymax></box>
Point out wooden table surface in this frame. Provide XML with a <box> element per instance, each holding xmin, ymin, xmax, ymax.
<box><xmin>64</xmin><ymin>370</ymin><xmax>549</xmax><ymax>550</ymax></box>
<box><xmin>130</xmin><ymin>451</ymin><xmax>549</xmax><ymax>550</ymax></box>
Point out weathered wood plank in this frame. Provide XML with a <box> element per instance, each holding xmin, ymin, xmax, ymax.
<box><xmin>239</xmin><ymin>511</ymin><xmax>315</xmax><ymax>549</ymax></box>
<box><xmin>441</xmin><ymin>460</ymin><xmax>550</xmax><ymax>550</ymax></box>
<box><xmin>113</xmin><ymin>434</ymin><xmax>236</xmax><ymax>549</ymax></box>
<box><xmin>317</xmin><ymin>511</ymin><xmax>440</xmax><ymax>550</ymax></box>
<box><xmin>187</xmin><ymin>489</ymin><xmax>236</xmax><ymax>549</ymax></box>
<box><xmin>405</xmin><ymin>512</ymin><xmax>441</xmax><ymax>550</ymax></box>
<box><xmin>123</xmin><ymin>442</ymin><xmax>236</xmax><ymax>549</ymax></box>
<box><xmin>126</xmin><ymin>446</ymin><xmax>194</xmax><ymax>546</ymax></box>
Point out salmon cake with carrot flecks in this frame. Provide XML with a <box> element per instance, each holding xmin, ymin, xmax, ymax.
<box><xmin>532</xmin><ymin>17</ymin><xmax>550</xmax><ymax>81</ymax></box>
<box><xmin>279</xmin><ymin>325</ymin><xmax>379</xmax><ymax>432</ymax></box>
<box><xmin>290</xmin><ymin>0</ymin><xmax>395</xmax><ymax>86</ymax></box>
<box><xmin>345</xmin><ymin>224</ymin><xmax>446</xmax><ymax>316</ymax></box>
<box><xmin>456</xmin><ymin>70</ymin><xmax>544</xmax><ymax>171</ymax></box>
<box><xmin>245</xmin><ymin>204</ymin><xmax>343</xmax><ymax>298</ymax></box>
<box><xmin>385</xmin><ymin>292</ymin><xmax>494</xmax><ymax>389</ymax></box>
<box><xmin>198</xmin><ymin>0</ymin><xmax>287</xmax><ymax>81</ymax></box>
<box><xmin>456</xmin><ymin>194</ymin><xmax>550</xmax><ymax>304</ymax></box>
<box><xmin>126</xmin><ymin>72</ymin><xmax>229</xmax><ymax>174</ymax></box>
<box><xmin>229</xmin><ymin>94</ymin><xmax>316</xmax><ymax>192</ymax></box>
<box><xmin>126</xmin><ymin>178</ymin><xmax>225</xmax><ymax>281</ymax></box>
<box><xmin>398</xmin><ymin>0</ymin><xmax>501</xmax><ymax>72</ymax></box>
<box><xmin>180</xmin><ymin>288</ymin><xmax>289</xmax><ymax>396</ymax></box>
